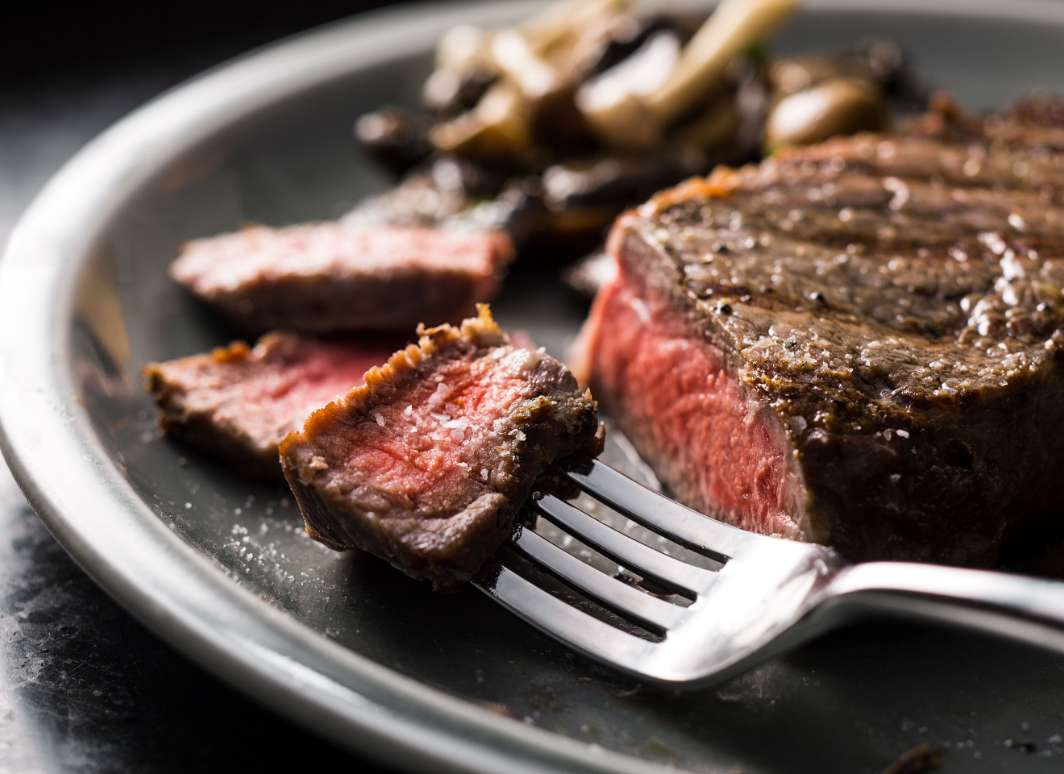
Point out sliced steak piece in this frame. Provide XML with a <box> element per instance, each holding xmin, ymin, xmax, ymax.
<box><xmin>279</xmin><ymin>306</ymin><xmax>602</xmax><ymax>590</ymax></box>
<box><xmin>578</xmin><ymin>123</ymin><xmax>1064</xmax><ymax>567</ymax></box>
<box><xmin>171</xmin><ymin>223</ymin><xmax>512</xmax><ymax>334</ymax></box>
<box><xmin>146</xmin><ymin>333</ymin><xmax>398</xmax><ymax>477</ymax></box>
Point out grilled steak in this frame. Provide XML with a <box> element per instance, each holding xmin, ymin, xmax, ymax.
<box><xmin>146</xmin><ymin>333</ymin><xmax>397</xmax><ymax>477</ymax></box>
<box><xmin>579</xmin><ymin>105</ymin><xmax>1064</xmax><ymax>566</ymax></box>
<box><xmin>171</xmin><ymin>223</ymin><xmax>512</xmax><ymax>334</ymax></box>
<box><xmin>280</xmin><ymin>306</ymin><xmax>602</xmax><ymax>589</ymax></box>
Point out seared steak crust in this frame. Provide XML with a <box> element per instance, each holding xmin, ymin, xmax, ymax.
<box><xmin>280</xmin><ymin>306</ymin><xmax>601</xmax><ymax>589</ymax></box>
<box><xmin>585</xmin><ymin>102</ymin><xmax>1064</xmax><ymax>565</ymax></box>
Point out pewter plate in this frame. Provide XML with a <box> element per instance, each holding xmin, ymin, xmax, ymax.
<box><xmin>4</xmin><ymin>2</ymin><xmax>1064</xmax><ymax>772</ymax></box>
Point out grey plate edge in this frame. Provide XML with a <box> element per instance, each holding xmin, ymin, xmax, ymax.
<box><xmin>2</xmin><ymin>1</ymin><xmax>1064</xmax><ymax>773</ymax></box>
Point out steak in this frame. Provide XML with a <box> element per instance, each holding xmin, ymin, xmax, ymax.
<box><xmin>171</xmin><ymin>223</ymin><xmax>512</xmax><ymax>334</ymax></box>
<box><xmin>579</xmin><ymin>105</ymin><xmax>1064</xmax><ymax>566</ymax></box>
<box><xmin>146</xmin><ymin>332</ymin><xmax>398</xmax><ymax>477</ymax></box>
<box><xmin>279</xmin><ymin>306</ymin><xmax>602</xmax><ymax>589</ymax></box>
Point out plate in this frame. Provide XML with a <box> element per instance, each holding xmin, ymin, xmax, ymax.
<box><xmin>4</xmin><ymin>1</ymin><xmax>1064</xmax><ymax>772</ymax></box>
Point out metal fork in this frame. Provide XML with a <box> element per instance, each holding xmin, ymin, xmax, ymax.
<box><xmin>474</xmin><ymin>460</ymin><xmax>1064</xmax><ymax>688</ymax></box>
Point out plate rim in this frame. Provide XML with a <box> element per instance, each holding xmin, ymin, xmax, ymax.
<box><xmin>3</xmin><ymin>1</ymin><xmax>1064</xmax><ymax>772</ymax></box>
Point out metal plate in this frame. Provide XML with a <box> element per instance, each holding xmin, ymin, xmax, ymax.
<box><xmin>4</xmin><ymin>1</ymin><xmax>1064</xmax><ymax>772</ymax></box>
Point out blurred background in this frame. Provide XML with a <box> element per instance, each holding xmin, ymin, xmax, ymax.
<box><xmin>2</xmin><ymin>1</ymin><xmax>395</xmax><ymax>243</ymax></box>
<box><xmin>1</xmin><ymin>3</ymin><xmax>401</xmax><ymax>772</ymax></box>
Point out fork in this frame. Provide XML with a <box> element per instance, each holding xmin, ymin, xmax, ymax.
<box><xmin>474</xmin><ymin>460</ymin><xmax>1064</xmax><ymax>688</ymax></box>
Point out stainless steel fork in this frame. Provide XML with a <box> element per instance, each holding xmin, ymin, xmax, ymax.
<box><xmin>474</xmin><ymin>460</ymin><xmax>1064</xmax><ymax>688</ymax></box>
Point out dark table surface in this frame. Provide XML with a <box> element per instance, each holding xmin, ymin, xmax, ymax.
<box><xmin>0</xmin><ymin>4</ymin><xmax>400</xmax><ymax>771</ymax></box>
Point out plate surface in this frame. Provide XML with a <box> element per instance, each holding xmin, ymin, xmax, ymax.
<box><xmin>5</xmin><ymin>1</ymin><xmax>1064</xmax><ymax>772</ymax></box>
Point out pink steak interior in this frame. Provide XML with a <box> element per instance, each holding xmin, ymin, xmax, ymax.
<box><xmin>583</xmin><ymin>271</ymin><xmax>807</xmax><ymax>540</ymax></box>
<box><xmin>214</xmin><ymin>338</ymin><xmax>397</xmax><ymax>445</ymax></box>
<box><xmin>310</xmin><ymin>346</ymin><xmax>540</xmax><ymax>515</ymax></box>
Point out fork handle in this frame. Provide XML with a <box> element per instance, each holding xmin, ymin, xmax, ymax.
<box><xmin>824</xmin><ymin>562</ymin><xmax>1064</xmax><ymax>653</ymax></box>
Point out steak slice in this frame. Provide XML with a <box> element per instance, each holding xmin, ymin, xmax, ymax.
<box><xmin>146</xmin><ymin>333</ymin><xmax>398</xmax><ymax>477</ymax></box>
<box><xmin>279</xmin><ymin>306</ymin><xmax>602</xmax><ymax>590</ymax></box>
<box><xmin>171</xmin><ymin>223</ymin><xmax>513</xmax><ymax>334</ymax></box>
<box><xmin>579</xmin><ymin>119</ymin><xmax>1064</xmax><ymax>567</ymax></box>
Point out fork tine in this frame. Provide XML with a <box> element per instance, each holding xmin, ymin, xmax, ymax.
<box><xmin>567</xmin><ymin>460</ymin><xmax>752</xmax><ymax>560</ymax></box>
<box><xmin>534</xmin><ymin>495</ymin><xmax>716</xmax><ymax>593</ymax></box>
<box><xmin>474</xmin><ymin>560</ymin><xmax>658</xmax><ymax>672</ymax></box>
<box><xmin>511</xmin><ymin>527</ymin><xmax>686</xmax><ymax>632</ymax></box>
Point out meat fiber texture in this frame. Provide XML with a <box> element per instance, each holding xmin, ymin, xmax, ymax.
<box><xmin>280</xmin><ymin>305</ymin><xmax>602</xmax><ymax>590</ymax></box>
<box><xmin>170</xmin><ymin>223</ymin><xmax>513</xmax><ymax>334</ymax></box>
<box><xmin>578</xmin><ymin>98</ymin><xmax>1064</xmax><ymax>567</ymax></box>
<box><xmin>146</xmin><ymin>332</ymin><xmax>398</xmax><ymax>477</ymax></box>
